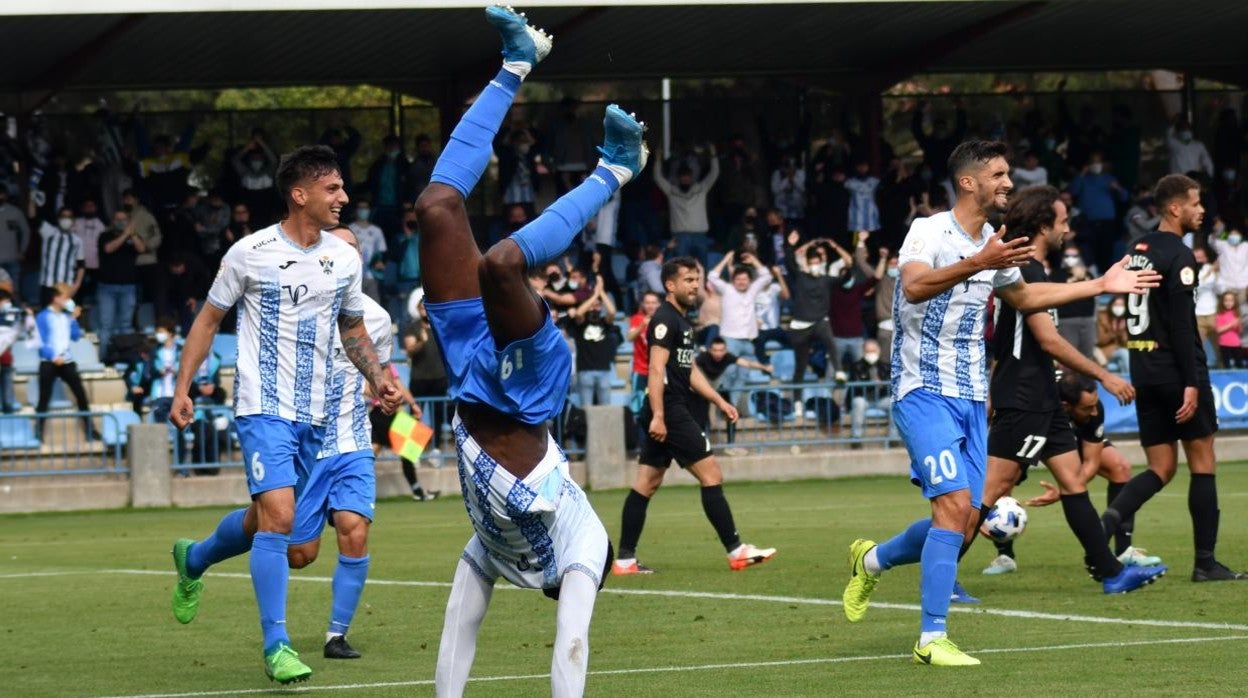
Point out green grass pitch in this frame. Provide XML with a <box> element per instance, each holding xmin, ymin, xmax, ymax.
<box><xmin>2</xmin><ymin>465</ymin><xmax>1247</xmax><ymax>696</ymax></box>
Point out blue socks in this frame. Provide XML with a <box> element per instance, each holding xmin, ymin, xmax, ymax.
<box><xmin>429</xmin><ymin>68</ymin><xmax>522</xmax><ymax>199</ymax></box>
<box><xmin>919</xmin><ymin>527</ymin><xmax>963</xmax><ymax>634</ymax></box>
<box><xmin>329</xmin><ymin>554</ymin><xmax>370</xmax><ymax>637</ymax></box>
<box><xmin>187</xmin><ymin>507</ymin><xmax>251</xmax><ymax>578</ymax></box>
<box><xmin>251</xmin><ymin>531</ymin><xmax>291</xmax><ymax>649</ymax></box>
<box><xmin>510</xmin><ymin>165</ymin><xmax>620</xmax><ymax>267</ymax></box>
<box><xmin>875</xmin><ymin>518</ymin><xmax>932</xmax><ymax>571</ymax></box>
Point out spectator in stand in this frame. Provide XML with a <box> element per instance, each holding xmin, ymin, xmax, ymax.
<box><xmin>911</xmin><ymin>99</ymin><xmax>967</xmax><ymax>181</ymax></box>
<box><xmin>546</xmin><ymin>97</ymin><xmax>597</xmax><ymax>195</ymax></box>
<box><xmin>71</xmin><ymin>199</ymin><xmax>105</xmax><ymax>297</ymax></box>
<box><xmin>96</xmin><ymin>208</ymin><xmax>143</xmax><ymax>361</ymax></box>
<box><xmin>635</xmin><ymin>244</ymin><xmax>665</xmax><ymax>300</ymax></box>
<box><xmin>0</xmin><ymin>289</ymin><xmax>30</xmax><ymax>413</ymax></box>
<box><xmin>627</xmin><ymin>291</ymin><xmax>661</xmax><ymax>413</ymax></box>
<box><xmin>223</xmin><ymin>202</ymin><xmax>254</xmax><ymax>247</ymax></box>
<box><xmin>695</xmin><ymin>263</ymin><xmax>722</xmax><ymax>347</ymax></box>
<box><xmin>809</xmin><ymin>144</ymin><xmax>850</xmax><ymax>246</ymax></box>
<box><xmin>154</xmin><ymin>252</ymin><xmax>209</xmax><ymax>335</ymax></box>
<box><xmin>33</xmin><ymin>283</ymin><xmax>96</xmax><ymax>440</ymax></box>
<box><xmin>318</xmin><ymin>121</ymin><xmax>362</xmax><ymax>192</ymax></box>
<box><xmin>759</xmin><ymin>208</ymin><xmax>789</xmax><ymax>269</ymax></box>
<box><xmin>828</xmin><ymin>233</ymin><xmax>878</xmax><ymax>372</ymax></box>
<box><xmin>707</xmin><ymin>250</ymin><xmax>771</xmax><ymax>360</ymax></box>
<box><xmin>873</xmin><ymin>248</ymin><xmax>898</xmax><ymax>350</ymax></box>
<box><xmin>770</xmin><ymin>155</ymin><xmax>807</xmax><ymax>230</ymax></box>
<box><xmin>846</xmin><ymin>338</ymin><xmax>898</xmax><ymax>446</ymax></box>
<box><xmin>120</xmin><ymin>189</ymin><xmax>161</xmax><ymax>302</ymax></box>
<box><xmin>1011</xmin><ymin>150</ymin><xmax>1049</xmax><ymax>189</ymax></box>
<box><xmin>185</xmin><ymin>349</ymin><xmax>229</xmax><ymax>474</ymax></box>
<box><xmin>1051</xmin><ymin>243</ymin><xmax>1098</xmax><ymax>360</ymax></box>
<box><xmin>1124</xmin><ymin>185</ymin><xmax>1160</xmax><ymax>241</ymax></box>
<box><xmin>122</xmin><ymin>338</ymin><xmax>154</xmax><ymax>415</ymax></box>
<box><xmin>401</xmin><ymin>295</ymin><xmax>444</xmax><ymax>499</ymax></box>
<box><xmin>1068</xmin><ymin>150</ymin><xmax>1128</xmax><ymax>274</ymax></box>
<box><xmin>136</xmin><ymin>126</ymin><xmax>196</xmax><ymax>212</ymax></box>
<box><xmin>1193</xmin><ymin>246</ymin><xmax>1219</xmax><ymax>363</ymax></box>
<box><xmin>407</xmin><ymin>134</ymin><xmax>437</xmax><ymax>200</ymax></box>
<box><xmin>231</xmin><ymin>130</ymin><xmax>278</xmax><ymax>225</ymax></box>
<box><xmin>366</xmin><ymin>134</ymin><xmax>409</xmax><ymax>237</ymax></box>
<box><xmin>785</xmin><ymin>230</ymin><xmax>847</xmax><ymax>391</ymax></box>
<box><xmin>191</xmin><ymin>190</ymin><xmax>229</xmax><ymax>267</ymax></box>
<box><xmin>654</xmin><ymin>144</ymin><xmax>719</xmax><ymax>267</ymax></box>
<box><xmin>144</xmin><ymin>318</ymin><xmax>182</xmax><ymax>423</ymax></box>
<box><xmin>715</xmin><ymin>135</ymin><xmax>762</xmax><ymax>245</ymax></box>
<box><xmin>569</xmin><ymin>276</ymin><xmax>617</xmax><ymax>408</ymax></box>
<box><xmin>877</xmin><ymin>158</ymin><xmax>921</xmax><ymax>253</ymax></box>
<box><xmin>1215</xmin><ymin>291</ymin><xmax>1245</xmax><ymax>368</ymax></box>
<box><xmin>348</xmin><ymin>196</ymin><xmax>387</xmax><ymax>302</ymax></box>
<box><xmin>497</xmin><ymin>124</ymin><xmax>540</xmax><ymax>220</ymax></box>
<box><xmin>694</xmin><ymin>336</ymin><xmax>772</xmax><ymax>450</ymax></box>
<box><xmin>1210</xmin><ymin>229</ymin><xmax>1248</xmax><ymax>303</ymax></box>
<box><xmin>386</xmin><ymin>207</ymin><xmax>421</xmax><ymax>324</ymax></box>
<box><xmin>1095</xmin><ymin>295</ymin><xmax>1130</xmax><ymax>373</ymax></box>
<box><xmin>843</xmin><ymin>158</ymin><xmax>880</xmax><ymax>236</ymax></box>
<box><xmin>34</xmin><ymin>204</ymin><xmax>84</xmax><ymax>306</ymax></box>
<box><xmin>163</xmin><ymin>190</ymin><xmax>202</xmax><ymax>260</ymax></box>
<box><xmin>1166</xmin><ymin>116</ymin><xmax>1214</xmax><ymax>177</ymax></box>
<box><xmin>0</xmin><ymin>189</ymin><xmax>29</xmax><ymax>290</ymax></box>
<box><xmin>752</xmin><ymin>263</ymin><xmax>790</xmax><ymax>365</ymax></box>
<box><xmin>536</xmin><ymin>261</ymin><xmax>577</xmax><ymax>318</ymax></box>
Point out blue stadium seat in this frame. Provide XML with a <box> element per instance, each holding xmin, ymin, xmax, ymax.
<box><xmin>101</xmin><ymin>410</ymin><xmax>142</xmax><ymax>447</ymax></box>
<box><xmin>747</xmin><ymin>368</ymin><xmax>772</xmax><ymax>384</ymax></box>
<box><xmin>11</xmin><ymin>343</ymin><xmax>39</xmax><ymax>374</ymax></box>
<box><xmin>748</xmin><ymin>389</ymin><xmax>797</xmax><ymax>423</ymax></box>
<box><xmin>0</xmin><ymin>418</ymin><xmax>40</xmax><ymax>449</ymax></box>
<box><xmin>609</xmin><ymin>391</ymin><xmax>631</xmax><ymax>407</ymax></box>
<box><xmin>212</xmin><ymin>334</ymin><xmax>239</xmax><ymax>368</ymax></box>
<box><xmin>70</xmin><ymin>338</ymin><xmax>104</xmax><ymax>373</ymax></box>
<box><xmin>801</xmin><ymin>386</ymin><xmax>834</xmax><ymax>420</ymax></box>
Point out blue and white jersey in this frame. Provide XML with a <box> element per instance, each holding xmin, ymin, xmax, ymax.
<box><xmin>319</xmin><ymin>295</ymin><xmax>393</xmax><ymax>458</ymax></box>
<box><xmin>207</xmin><ymin>223</ymin><xmax>364</xmax><ymax>426</ymax></box>
<box><xmin>891</xmin><ymin>212</ymin><xmax>1021</xmax><ymax>403</ymax></box>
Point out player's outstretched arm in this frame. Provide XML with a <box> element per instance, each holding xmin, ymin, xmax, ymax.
<box><xmin>900</xmin><ymin>229</ymin><xmax>1031</xmax><ymax>304</ymax></box>
<box><xmin>170</xmin><ymin>303</ymin><xmax>226</xmax><ymax>429</ymax></box>
<box><xmin>690</xmin><ymin>363</ymin><xmax>737</xmax><ymax>423</ymax></box>
<box><xmin>1020</xmin><ymin>311</ymin><xmax>1134</xmax><ymax>405</ymax></box>
<box><xmin>339</xmin><ymin>315</ymin><xmax>401</xmax><ymax>413</ymax></box>
<box><xmin>1000</xmin><ymin>256</ymin><xmax>1160</xmax><ymax>312</ymax></box>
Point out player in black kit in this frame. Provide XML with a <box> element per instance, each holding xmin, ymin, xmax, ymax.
<box><xmin>613</xmin><ymin>256</ymin><xmax>777</xmax><ymax>575</ymax></box>
<box><xmin>1107</xmin><ymin>174</ymin><xmax>1246</xmax><ymax>581</ymax></box>
<box><xmin>972</xmin><ymin>186</ymin><xmax>1165</xmax><ymax>593</ymax></box>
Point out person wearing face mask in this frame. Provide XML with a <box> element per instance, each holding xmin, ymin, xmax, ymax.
<box><xmin>119</xmin><ymin>188</ymin><xmax>162</xmax><ymax>302</ymax></box>
<box><xmin>0</xmin><ymin>189</ymin><xmax>29</xmax><ymax>290</ymax></box>
<box><xmin>1191</xmin><ymin>246</ymin><xmax>1220</xmax><ymax>364</ymax></box>
<box><xmin>653</xmin><ymin>143</ymin><xmax>719</xmax><ymax>269</ymax></box>
<box><xmin>1068</xmin><ymin>151</ymin><xmax>1127</xmax><ymax>276</ymax></box>
<box><xmin>1050</xmin><ymin>245</ymin><xmax>1098</xmax><ymax>360</ymax></box>
<box><xmin>1095</xmin><ymin>295</ymin><xmax>1131</xmax><ymax>372</ymax></box>
<box><xmin>1210</xmin><ymin>228</ymin><xmax>1248</xmax><ymax>305</ymax></box>
<box><xmin>0</xmin><ymin>287</ymin><xmax>31</xmax><ymax>413</ymax></box>
<box><xmin>1166</xmin><ymin>116</ymin><xmax>1213</xmax><ymax>178</ymax></box>
<box><xmin>497</xmin><ymin>126</ymin><xmax>540</xmax><ymax>221</ymax></box>
<box><xmin>846</xmin><ymin>338</ymin><xmax>898</xmax><ymax>446</ymax></box>
<box><xmin>366</xmin><ymin>134</ymin><xmax>410</xmax><ymax>237</ymax></box>
<box><xmin>348</xmin><ymin>197</ymin><xmax>386</xmax><ymax>303</ymax></box>
<box><xmin>96</xmin><ymin>209</ymin><xmax>144</xmax><ymax>362</ymax></box>
<box><xmin>828</xmin><ymin>232</ymin><xmax>880</xmax><ymax>375</ymax></box>
<box><xmin>873</xmin><ymin>250</ymin><xmax>900</xmax><ymax>349</ymax></box>
<box><xmin>144</xmin><ymin>320</ymin><xmax>182</xmax><ymax>424</ymax></box>
<box><xmin>34</xmin><ymin>204</ymin><xmax>85</xmax><ymax>308</ymax></box>
<box><xmin>784</xmin><ymin>230</ymin><xmax>848</xmax><ymax>398</ymax></box>
<box><xmin>1124</xmin><ymin>185</ymin><xmax>1160</xmax><ymax>241</ymax></box>
<box><xmin>232</xmin><ymin>132</ymin><xmax>279</xmax><ymax>225</ymax></box>
<box><xmin>33</xmin><ymin>283</ymin><xmax>96</xmax><ymax>441</ymax></box>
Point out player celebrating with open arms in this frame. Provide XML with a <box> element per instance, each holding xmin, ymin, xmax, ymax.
<box><xmin>841</xmin><ymin>140</ymin><xmax>1159</xmax><ymax>667</ymax></box>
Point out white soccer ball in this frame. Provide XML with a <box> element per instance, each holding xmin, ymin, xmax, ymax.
<box><xmin>981</xmin><ymin>496</ymin><xmax>1028</xmax><ymax>541</ymax></box>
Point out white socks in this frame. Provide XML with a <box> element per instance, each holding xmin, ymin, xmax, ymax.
<box><xmin>597</xmin><ymin>159</ymin><xmax>633</xmax><ymax>187</ymax></box>
<box><xmin>918</xmin><ymin>631</ymin><xmax>946</xmax><ymax>649</ymax></box>
<box><xmin>864</xmin><ymin>546</ymin><xmax>882</xmax><ymax>575</ymax></box>
<box><xmin>552</xmin><ymin>570</ymin><xmax>598</xmax><ymax>698</ymax></box>
<box><xmin>502</xmin><ymin>60</ymin><xmax>532</xmax><ymax>79</ymax></box>
<box><xmin>435</xmin><ymin>559</ymin><xmax>494</xmax><ymax>697</ymax></box>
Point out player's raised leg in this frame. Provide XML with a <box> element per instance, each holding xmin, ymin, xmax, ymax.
<box><xmin>171</xmin><ymin>507</ymin><xmax>253</xmax><ymax>624</ymax></box>
<box><xmin>417</xmin><ymin>5</ymin><xmax>551</xmax><ymax>304</ymax></box>
<box><xmin>551</xmin><ymin>569</ymin><xmax>598</xmax><ymax>697</ymax></box>
<box><xmin>436</xmin><ymin>556</ymin><xmax>496</xmax><ymax>696</ymax></box>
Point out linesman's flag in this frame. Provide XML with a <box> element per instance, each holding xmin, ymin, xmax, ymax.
<box><xmin>389</xmin><ymin>410</ymin><xmax>434</xmax><ymax>462</ymax></box>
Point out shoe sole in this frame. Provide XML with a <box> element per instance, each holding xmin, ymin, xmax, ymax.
<box><xmin>729</xmin><ymin>551</ymin><xmax>776</xmax><ymax>571</ymax></box>
<box><xmin>267</xmin><ymin>671</ymin><xmax>312</xmax><ymax>685</ymax></box>
<box><xmin>1105</xmin><ymin>568</ymin><xmax>1166</xmax><ymax>594</ymax></box>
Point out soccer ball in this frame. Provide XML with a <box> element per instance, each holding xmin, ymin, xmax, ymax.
<box><xmin>981</xmin><ymin>496</ymin><xmax>1028</xmax><ymax>541</ymax></box>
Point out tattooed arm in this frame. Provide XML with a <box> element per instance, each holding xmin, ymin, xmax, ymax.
<box><xmin>339</xmin><ymin>314</ymin><xmax>403</xmax><ymax>413</ymax></box>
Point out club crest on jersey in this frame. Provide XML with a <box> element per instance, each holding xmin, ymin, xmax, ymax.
<box><xmin>1179</xmin><ymin>266</ymin><xmax>1195</xmax><ymax>285</ymax></box>
<box><xmin>319</xmin><ymin>255</ymin><xmax>334</xmax><ymax>275</ymax></box>
<box><xmin>654</xmin><ymin>323</ymin><xmax>668</xmax><ymax>340</ymax></box>
<box><xmin>1134</xmin><ymin>242</ymin><xmax>1149</xmax><ymax>251</ymax></box>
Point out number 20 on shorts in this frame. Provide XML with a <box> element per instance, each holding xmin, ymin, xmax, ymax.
<box><xmin>925</xmin><ymin>449</ymin><xmax>957</xmax><ymax>485</ymax></box>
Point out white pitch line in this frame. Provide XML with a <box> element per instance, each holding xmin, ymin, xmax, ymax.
<box><xmin>3</xmin><ymin>568</ymin><xmax>1244</xmax><ymax>633</ymax></box>
<box><xmin>96</xmin><ymin>634</ymin><xmax>1248</xmax><ymax>698</ymax></box>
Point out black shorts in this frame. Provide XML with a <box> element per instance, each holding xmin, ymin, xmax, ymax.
<box><xmin>988</xmin><ymin>407</ymin><xmax>1079</xmax><ymax>472</ymax></box>
<box><xmin>1135</xmin><ymin>382</ymin><xmax>1218</xmax><ymax>447</ymax></box>
<box><xmin>368</xmin><ymin>406</ymin><xmax>389</xmax><ymax>447</ymax></box>
<box><xmin>638</xmin><ymin>404</ymin><xmax>713</xmax><ymax>469</ymax></box>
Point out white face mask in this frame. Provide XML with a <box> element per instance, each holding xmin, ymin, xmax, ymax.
<box><xmin>155</xmin><ymin>331</ymin><xmax>170</xmax><ymax>344</ymax></box>
<box><xmin>886</xmin><ymin>267</ymin><xmax>900</xmax><ymax>278</ymax></box>
<box><xmin>1063</xmin><ymin>255</ymin><xmax>1081</xmax><ymax>268</ymax></box>
<box><xmin>1088</xmin><ymin>163</ymin><xmax>1104</xmax><ymax>175</ymax></box>
<box><xmin>863</xmin><ymin>352</ymin><xmax>880</xmax><ymax>365</ymax></box>
<box><xmin>1229</xmin><ymin>234</ymin><xmax>1243</xmax><ymax>246</ymax></box>
<box><xmin>58</xmin><ymin>217</ymin><xmax>73</xmax><ymax>231</ymax></box>
<box><xmin>567</xmin><ymin>280</ymin><xmax>580</xmax><ymax>290</ymax></box>
<box><xmin>62</xmin><ymin>299</ymin><xmax>76</xmax><ymax>313</ymax></box>
<box><xmin>808</xmin><ymin>263</ymin><xmax>827</xmax><ymax>277</ymax></box>
<box><xmin>1110</xmin><ymin>305</ymin><xmax>1126</xmax><ymax>317</ymax></box>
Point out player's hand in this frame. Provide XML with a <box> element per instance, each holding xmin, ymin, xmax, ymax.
<box><xmin>972</xmin><ymin>228</ymin><xmax>1033</xmax><ymax>270</ymax></box>
<box><xmin>648</xmin><ymin>414</ymin><xmax>667</xmax><ymax>442</ymax></box>
<box><xmin>408</xmin><ymin>399</ymin><xmax>423</xmax><ymax>421</ymax></box>
<box><xmin>374</xmin><ymin>377</ymin><xmax>403</xmax><ymax>415</ymax></box>
<box><xmin>720</xmin><ymin>402</ymin><xmax>739</xmax><ymax>423</ymax></box>
<box><xmin>1024</xmin><ymin>480</ymin><xmax>1060</xmax><ymax>507</ymax></box>
<box><xmin>1102</xmin><ymin>373</ymin><xmax>1135</xmax><ymax>406</ymax></box>
<box><xmin>787</xmin><ymin>229</ymin><xmax>801</xmax><ymax>247</ymax></box>
<box><xmin>1176</xmin><ymin>386</ymin><xmax>1199</xmax><ymax>423</ymax></box>
<box><xmin>169</xmin><ymin>394</ymin><xmax>195</xmax><ymax>429</ymax></box>
<box><xmin>1103</xmin><ymin>255</ymin><xmax>1162</xmax><ymax>294</ymax></box>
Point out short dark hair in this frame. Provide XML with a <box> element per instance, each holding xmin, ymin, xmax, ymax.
<box><xmin>947</xmin><ymin>139</ymin><xmax>1009</xmax><ymax>184</ymax></box>
<box><xmin>1154</xmin><ymin>174</ymin><xmax>1200</xmax><ymax>209</ymax></box>
<box><xmin>642</xmin><ymin>291</ymin><xmax>663</xmax><ymax>303</ymax></box>
<box><xmin>644</xmin><ymin>244</ymin><xmax>662</xmax><ymax>260</ymax></box>
<box><xmin>731</xmin><ymin>264</ymin><xmax>753</xmax><ymax>279</ymax></box>
<box><xmin>661</xmin><ymin>256</ymin><xmax>698</xmax><ymax>285</ymax></box>
<box><xmin>709</xmin><ymin>337</ymin><xmax>727</xmax><ymax>347</ymax></box>
<box><xmin>1002</xmin><ymin>185</ymin><xmax>1060</xmax><ymax>242</ymax></box>
<box><xmin>276</xmin><ymin>145</ymin><xmax>340</xmax><ymax>211</ymax></box>
<box><xmin>1058</xmin><ymin>372</ymin><xmax>1098</xmax><ymax>406</ymax></box>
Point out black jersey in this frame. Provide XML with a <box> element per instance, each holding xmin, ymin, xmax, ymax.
<box><xmin>647</xmin><ymin>300</ymin><xmax>697</xmax><ymax>409</ymax></box>
<box><xmin>1125</xmin><ymin>232</ymin><xmax>1207</xmax><ymax>387</ymax></box>
<box><xmin>991</xmin><ymin>259</ymin><xmax>1059</xmax><ymax>411</ymax></box>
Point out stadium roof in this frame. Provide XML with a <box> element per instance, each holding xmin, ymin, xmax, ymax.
<box><xmin>2</xmin><ymin>1</ymin><xmax>1247</xmax><ymax>104</ymax></box>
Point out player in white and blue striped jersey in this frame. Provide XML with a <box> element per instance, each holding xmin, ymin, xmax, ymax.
<box><xmin>841</xmin><ymin>140</ymin><xmax>1159</xmax><ymax>667</ymax></box>
<box><xmin>166</xmin><ymin>146</ymin><xmax>402</xmax><ymax>685</ymax></box>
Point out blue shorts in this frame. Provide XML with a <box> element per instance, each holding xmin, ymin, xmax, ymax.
<box><xmin>235</xmin><ymin>415</ymin><xmax>325</xmax><ymax>498</ymax></box>
<box><xmin>424</xmin><ymin>296</ymin><xmax>570</xmax><ymax>425</ymax></box>
<box><xmin>893</xmin><ymin>389</ymin><xmax>987</xmax><ymax>509</ymax></box>
<box><xmin>291</xmin><ymin>449</ymin><xmax>376</xmax><ymax>545</ymax></box>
